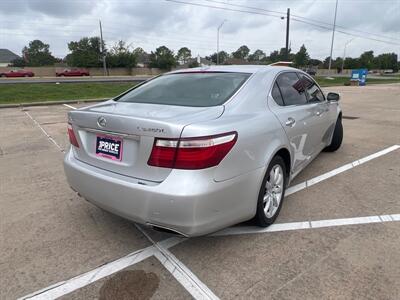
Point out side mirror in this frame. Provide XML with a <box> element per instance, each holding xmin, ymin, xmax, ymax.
<box><xmin>327</xmin><ymin>92</ymin><xmax>340</xmax><ymax>101</ymax></box>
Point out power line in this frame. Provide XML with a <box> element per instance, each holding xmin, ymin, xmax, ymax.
<box><xmin>165</xmin><ymin>0</ymin><xmax>285</xmax><ymax>20</ymax></box>
<box><xmin>0</xmin><ymin>21</ymin><xmax>286</xmax><ymax>49</ymax></box>
<box><xmin>205</xmin><ymin>0</ymin><xmax>400</xmax><ymax>42</ymax></box>
<box><xmin>204</xmin><ymin>0</ymin><xmax>285</xmax><ymax>17</ymax></box>
<box><xmin>0</xmin><ymin>26</ymin><xmax>285</xmax><ymax>51</ymax></box>
<box><xmin>173</xmin><ymin>0</ymin><xmax>400</xmax><ymax>46</ymax></box>
<box><xmin>291</xmin><ymin>14</ymin><xmax>400</xmax><ymax>42</ymax></box>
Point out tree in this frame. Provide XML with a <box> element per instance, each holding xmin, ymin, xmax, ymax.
<box><xmin>248</xmin><ymin>49</ymin><xmax>266</xmax><ymax>62</ymax></box>
<box><xmin>106</xmin><ymin>40</ymin><xmax>136</xmax><ymax>68</ymax></box>
<box><xmin>22</xmin><ymin>40</ymin><xmax>56</xmax><ymax>66</ymax></box>
<box><xmin>149</xmin><ymin>46</ymin><xmax>176</xmax><ymax>70</ymax></box>
<box><xmin>133</xmin><ymin>47</ymin><xmax>146</xmax><ymax>56</ymax></box>
<box><xmin>374</xmin><ymin>53</ymin><xmax>398</xmax><ymax>72</ymax></box>
<box><xmin>66</xmin><ymin>37</ymin><xmax>103</xmax><ymax>67</ymax></box>
<box><xmin>267</xmin><ymin>47</ymin><xmax>292</xmax><ymax>63</ymax></box>
<box><xmin>334</xmin><ymin>57</ymin><xmax>344</xmax><ymax>72</ymax></box>
<box><xmin>206</xmin><ymin>51</ymin><xmax>229</xmax><ymax>64</ymax></box>
<box><xmin>176</xmin><ymin>47</ymin><xmax>192</xmax><ymax>64</ymax></box>
<box><xmin>10</xmin><ymin>57</ymin><xmax>26</xmax><ymax>67</ymax></box>
<box><xmin>323</xmin><ymin>56</ymin><xmax>331</xmax><ymax>69</ymax></box>
<box><xmin>309</xmin><ymin>59</ymin><xmax>322</xmax><ymax>67</ymax></box>
<box><xmin>232</xmin><ymin>45</ymin><xmax>250</xmax><ymax>60</ymax></box>
<box><xmin>343</xmin><ymin>57</ymin><xmax>360</xmax><ymax>69</ymax></box>
<box><xmin>359</xmin><ymin>50</ymin><xmax>374</xmax><ymax>69</ymax></box>
<box><xmin>294</xmin><ymin>44</ymin><xmax>310</xmax><ymax>67</ymax></box>
<box><xmin>268</xmin><ymin>50</ymin><xmax>280</xmax><ymax>63</ymax></box>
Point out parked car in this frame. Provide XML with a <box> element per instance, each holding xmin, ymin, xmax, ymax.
<box><xmin>56</xmin><ymin>68</ymin><xmax>90</xmax><ymax>77</ymax></box>
<box><xmin>1</xmin><ymin>69</ymin><xmax>34</xmax><ymax>77</ymax></box>
<box><xmin>64</xmin><ymin>65</ymin><xmax>343</xmax><ymax>237</ymax></box>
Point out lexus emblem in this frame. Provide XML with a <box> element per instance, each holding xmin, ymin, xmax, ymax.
<box><xmin>97</xmin><ymin>116</ymin><xmax>107</xmax><ymax>127</ymax></box>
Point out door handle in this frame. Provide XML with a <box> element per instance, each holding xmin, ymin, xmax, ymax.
<box><xmin>285</xmin><ymin>117</ymin><xmax>296</xmax><ymax>127</ymax></box>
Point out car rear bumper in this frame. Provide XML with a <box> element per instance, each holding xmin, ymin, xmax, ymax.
<box><xmin>64</xmin><ymin>148</ymin><xmax>264</xmax><ymax>236</ymax></box>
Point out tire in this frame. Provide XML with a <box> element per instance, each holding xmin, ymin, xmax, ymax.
<box><xmin>255</xmin><ymin>155</ymin><xmax>287</xmax><ymax>227</ymax></box>
<box><xmin>24</xmin><ymin>74</ymin><xmax>29</xmax><ymax>77</ymax></box>
<box><xmin>324</xmin><ymin>117</ymin><xmax>343</xmax><ymax>152</ymax></box>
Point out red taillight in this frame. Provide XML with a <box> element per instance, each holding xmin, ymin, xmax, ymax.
<box><xmin>67</xmin><ymin>123</ymin><xmax>79</xmax><ymax>148</ymax></box>
<box><xmin>148</xmin><ymin>132</ymin><xmax>237</xmax><ymax>170</ymax></box>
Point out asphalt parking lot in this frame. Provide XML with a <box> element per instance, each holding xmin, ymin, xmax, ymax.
<box><xmin>1</xmin><ymin>83</ymin><xmax>399</xmax><ymax>299</ymax></box>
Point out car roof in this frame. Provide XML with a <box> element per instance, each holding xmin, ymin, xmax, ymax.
<box><xmin>167</xmin><ymin>65</ymin><xmax>298</xmax><ymax>75</ymax></box>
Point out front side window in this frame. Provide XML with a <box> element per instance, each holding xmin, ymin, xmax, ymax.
<box><xmin>298</xmin><ymin>74</ymin><xmax>325</xmax><ymax>102</ymax></box>
<box><xmin>276</xmin><ymin>72</ymin><xmax>308</xmax><ymax>106</ymax></box>
<box><xmin>117</xmin><ymin>72</ymin><xmax>251</xmax><ymax>107</ymax></box>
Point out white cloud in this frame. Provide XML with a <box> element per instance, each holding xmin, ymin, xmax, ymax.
<box><xmin>0</xmin><ymin>0</ymin><xmax>399</xmax><ymax>60</ymax></box>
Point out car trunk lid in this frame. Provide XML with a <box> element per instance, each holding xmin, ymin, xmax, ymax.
<box><xmin>68</xmin><ymin>100</ymin><xmax>224</xmax><ymax>182</ymax></box>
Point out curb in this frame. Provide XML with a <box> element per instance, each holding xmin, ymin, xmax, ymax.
<box><xmin>0</xmin><ymin>98</ymin><xmax>107</xmax><ymax>109</ymax></box>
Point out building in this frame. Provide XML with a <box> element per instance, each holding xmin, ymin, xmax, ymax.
<box><xmin>0</xmin><ymin>49</ymin><xmax>20</xmax><ymax>67</ymax></box>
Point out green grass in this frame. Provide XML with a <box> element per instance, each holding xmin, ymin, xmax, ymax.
<box><xmin>0</xmin><ymin>77</ymin><xmax>399</xmax><ymax>105</ymax></box>
<box><xmin>0</xmin><ymin>82</ymin><xmax>135</xmax><ymax>104</ymax></box>
<box><xmin>315</xmin><ymin>76</ymin><xmax>400</xmax><ymax>87</ymax></box>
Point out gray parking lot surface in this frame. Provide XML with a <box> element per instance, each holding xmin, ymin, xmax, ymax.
<box><xmin>59</xmin><ymin>256</ymin><xmax>191</xmax><ymax>300</ymax></box>
<box><xmin>1</xmin><ymin>84</ymin><xmax>399</xmax><ymax>299</ymax></box>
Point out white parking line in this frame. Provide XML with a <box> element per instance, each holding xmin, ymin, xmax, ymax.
<box><xmin>19</xmin><ymin>238</ymin><xmax>184</xmax><ymax>300</ymax></box>
<box><xmin>20</xmin><ymin>107</ymin><xmax>400</xmax><ymax>300</ymax></box>
<box><xmin>20</xmin><ymin>211</ymin><xmax>400</xmax><ymax>299</ymax></box>
<box><xmin>24</xmin><ymin>110</ymin><xmax>65</xmax><ymax>153</ymax></box>
<box><xmin>135</xmin><ymin>225</ymin><xmax>219</xmax><ymax>300</ymax></box>
<box><xmin>63</xmin><ymin>103</ymin><xmax>77</xmax><ymax>110</ymax></box>
<box><xmin>212</xmin><ymin>214</ymin><xmax>400</xmax><ymax>237</ymax></box>
<box><xmin>286</xmin><ymin>145</ymin><xmax>400</xmax><ymax>196</ymax></box>
<box><xmin>391</xmin><ymin>214</ymin><xmax>400</xmax><ymax>221</ymax></box>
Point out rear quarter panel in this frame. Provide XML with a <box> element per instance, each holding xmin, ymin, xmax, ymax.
<box><xmin>181</xmin><ymin>69</ymin><xmax>291</xmax><ymax>182</ymax></box>
<box><xmin>182</xmin><ymin>112</ymin><xmax>290</xmax><ymax>182</ymax></box>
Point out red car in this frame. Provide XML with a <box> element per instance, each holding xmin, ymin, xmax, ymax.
<box><xmin>56</xmin><ymin>68</ymin><xmax>90</xmax><ymax>77</ymax></box>
<box><xmin>1</xmin><ymin>69</ymin><xmax>35</xmax><ymax>77</ymax></box>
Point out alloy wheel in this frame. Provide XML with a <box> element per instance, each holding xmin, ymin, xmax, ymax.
<box><xmin>263</xmin><ymin>164</ymin><xmax>284</xmax><ymax>218</ymax></box>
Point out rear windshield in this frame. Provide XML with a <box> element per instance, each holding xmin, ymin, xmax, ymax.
<box><xmin>116</xmin><ymin>72</ymin><xmax>251</xmax><ymax>107</ymax></box>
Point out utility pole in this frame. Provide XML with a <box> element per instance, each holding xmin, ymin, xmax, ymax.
<box><xmin>285</xmin><ymin>8</ymin><xmax>290</xmax><ymax>61</ymax></box>
<box><xmin>99</xmin><ymin>20</ymin><xmax>107</xmax><ymax>76</ymax></box>
<box><xmin>328</xmin><ymin>0</ymin><xmax>339</xmax><ymax>70</ymax></box>
<box><xmin>216</xmin><ymin>20</ymin><xmax>226</xmax><ymax>65</ymax></box>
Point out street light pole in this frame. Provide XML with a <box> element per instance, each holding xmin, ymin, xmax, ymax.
<box><xmin>99</xmin><ymin>20</ymin><xmax>107</xmax><ymax>76</ymax></box>
<box><xmin>328</xmin><ymin>0</ymin><xmax>339</xmax><ymax>71</ymax></box>
<box><xmin>217</xmin><ymin>20</ymin><xmax>226</xmax><ymax>65</ymax></box>
<box><xmin>341</xmin><ymin>38</ymin><xmax>354</xmax><ymax>72</ymax></box>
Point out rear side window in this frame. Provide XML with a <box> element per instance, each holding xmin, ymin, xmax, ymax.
<box><xmin>271</xmin><ymin>82</ymin><xmax>284</xmax><ymax>106</ymax></box>
<box><xmin>276</xmin><ymin>72</ymin><xmax>308</xmax><ymax>106</ymax></box>
<box><xmin>117</xmin><ymin>72</ymin><xmax>251</xmax><ymax>107</ymax></box>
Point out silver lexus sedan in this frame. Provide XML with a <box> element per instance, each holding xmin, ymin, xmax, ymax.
<box><xmin>64</xmin><ymin>65</ymin><xmax>343</xmax><ymax>237</ymax></box>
